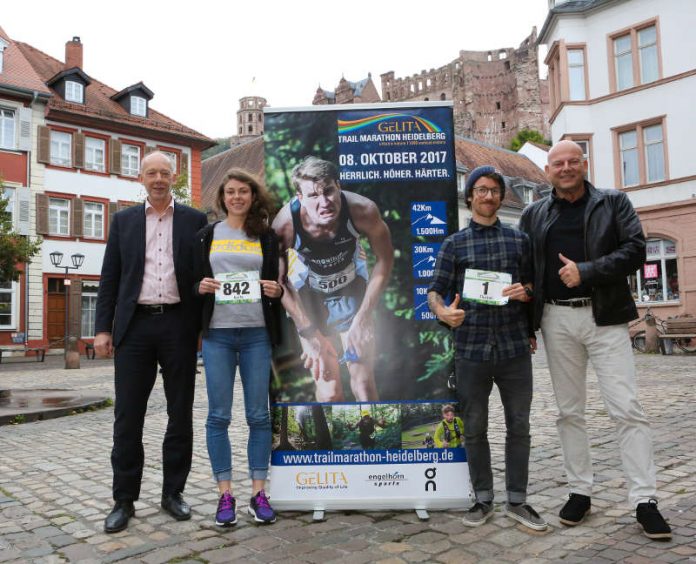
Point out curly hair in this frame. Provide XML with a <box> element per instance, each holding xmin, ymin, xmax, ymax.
<box><xmin>216</xmin><ymin>169</ymin><xmax>277</xmax><ymax>238</ymax></box>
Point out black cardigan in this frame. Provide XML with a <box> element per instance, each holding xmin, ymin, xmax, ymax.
<box><xmin>193</xmin><ymin>221</ymin><xmax>283</xmax><ymax>346</ymax></box>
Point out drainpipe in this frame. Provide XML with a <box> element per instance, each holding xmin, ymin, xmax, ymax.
<box><xmin>23</xmin><ymin>91</ymin><xmax>40</xmax><ymax>346</ymax></box>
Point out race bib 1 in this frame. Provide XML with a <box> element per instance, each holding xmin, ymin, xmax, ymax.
<box><xmin>461</xmin><ymin>269</ymin><xmax>512</xmax><ymax>306</ymax></box>
<box><xmin>308</xmin><ymin>263</ymin><xmax>356</xmax><ymax>294</ymax></box>
<box><xmin>215</xmin><ymin>271</ymin><xmax>261</xmax><ymax>304</ymax></box>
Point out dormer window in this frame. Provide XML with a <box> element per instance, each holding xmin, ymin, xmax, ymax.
<box><xmin>111</xmin><ymin>82</ymin><xmax>154</xmax><ymax>117</ymax></box>
<box><xmin>0</xmin><ymin>38</ymin><xmax>8</xmax><ymax>73</ymax></box>
<box><xmin>65</xmin><ymin>80</ymin><xmax>84</xmax><ymax>103</ymax></box>
<box><xmin>131</xmin><ymin>96</ymin><xmax>147</xmax><ymax>117</ymax></box>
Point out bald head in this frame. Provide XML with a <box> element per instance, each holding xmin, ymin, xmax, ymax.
<box><xmin>547</xmin><ymin>140</ymin><xmax>584</xmax><ymax>165</ymax></box>
<box><xmin>141</xmin><ymin>151</ymin><xmax>175</xmax><ymax>174</ymax></box>
<box><xmin>545</xmin><ymin>140</ymin><xmax>588</xmax><ymax>200</ymax></box>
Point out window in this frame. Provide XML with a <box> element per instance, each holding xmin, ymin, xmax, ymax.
<box><xmin>83</xmin><ymin>202</ymin><xmax>104</xmax><ymax>239</ymax></box>
<box><xmin>630</xmin><ymin>238</ymin><xmax>678</xmax><ymax>303</ymax></box>
<box><xmin>0</xmin><ymin>280</ymin><xmax>17</xmax><ymax>328</ymax></box>
<box><xmin>122</xmin><ymin>143</ymin><xmax>140</xmax><ymax>177</ymax></box>
<box><xmin>638</xmin><ymin>26</ymin><xmax>659</xmax><ymax>84</ymax></box>
<box><xmin>611</xmin><ymin>22</ymin><xmax>660</xmax><ymax>91</ymax></box>
<box><xmin>81</xmin><ymin>282</ymin><xmax>99</xmax><ymax>338</ymax></box>
<box><xmin>1</xmin><ymin>187</ymin><xmax>15</xmax><ymax>226</ymax></box>
<box><xmin>616</xmin><ymin>120</ymin><xmax>665</xmax><ymax>187</ymax></box>
<box><xmin>50</xmin><ymin>130</ymin><xmax>72</xmax><ymax>167</ymax></box>
<box><xmin>573</xmin><ymin>139</ymin><xmax>593</xmax><ymax>183</ymax></box>
<box><xmin>130</xmin><ymin>96</ymin><xmax>146</xmax><ymax>116</ymax></box>
<box><xmin>0</xmin><ymin>108</ymin><xmax>15</xmax><ymax>149</ymax></box>
<box><xmin>85</xmin><ymin>137</ymin><xmax>106</xmax><ymax>172</ymax></box>
<box><xmin>48</xmin><ymin>197</ymin><xmax>70</xmax><ymax>235</ymax></box>
<box><xmin>568</xmin><ymin>49</ymin><xmax>586</xmax><ymax>100</ymax></box>
<box><xmin>160</xmin><ymin>150</ymin><xmax>177</xmax><ymax>172</ymax></box>
<box><xmin>614</xmin><ymin>34</ymin><xmax>633</xmax><ymax>91</ymax></box>
<box><xmin>643</xmin><ymin>124</ymin><xmax>664</xmax><ymax>183</ymax></box>
<box><xmin>65</xmin><ymin>81</ymin><xmax>84</xmax><ymax>103</ymax></box>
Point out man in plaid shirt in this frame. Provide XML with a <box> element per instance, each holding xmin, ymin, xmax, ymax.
<box><xmin>428</xmin><ymin>165</ymin><xmax>545</xmax><ymax>531</ymax></box>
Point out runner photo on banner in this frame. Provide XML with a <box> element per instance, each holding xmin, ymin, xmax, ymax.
<box><xmin>265</xmin><ymin>102</ymin><xmax>469</xmax><ymax>512</ymax></box>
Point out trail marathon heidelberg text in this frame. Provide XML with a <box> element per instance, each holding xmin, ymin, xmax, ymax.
<box><xmin>279</xmin><ymin>449</ymin><xmax>457</xmax><ymax>465</ymax></box>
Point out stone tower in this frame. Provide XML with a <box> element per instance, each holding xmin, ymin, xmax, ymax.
<box><xmin>236</xmin><ymin>96</ymin><xmax>267</xmax><ymax>138</ymax></box>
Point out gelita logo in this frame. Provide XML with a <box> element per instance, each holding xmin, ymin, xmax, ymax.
<box><xmin>424</xmin><ymin>467</ymin><xmax>437</xmax><ymax>492</ymax></box>
<box><xmin>295</xmin><ymin>471</ymin><xmax>348</xmax><ymax>487</ymax></box>
<box><xmin>337</xmin><ymin>113</ymin><xmax>442</xmax><ymax>134</ymax></box>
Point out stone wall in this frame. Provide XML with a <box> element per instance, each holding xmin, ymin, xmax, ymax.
<box><xmin>380</xmin><ymin>29</ymin><xmax>549</xmax><ymax>148</ymax></box>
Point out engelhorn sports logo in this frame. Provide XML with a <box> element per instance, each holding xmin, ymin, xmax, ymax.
<box><xmin>338</xmin><ymin>113</ymin><xmax>442</xmax><ymax>134</ymax></box>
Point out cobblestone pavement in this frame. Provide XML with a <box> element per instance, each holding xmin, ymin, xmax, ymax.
<box><xmin>0</xmin><ymin>347</ymin><xmax>694</xmax><ymax>563</ymax></box>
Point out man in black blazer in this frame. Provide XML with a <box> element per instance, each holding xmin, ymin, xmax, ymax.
<box><xmin>95</xmin><ymin>151</ymin><xmax>207</xmax><ymax>533</ymax></box>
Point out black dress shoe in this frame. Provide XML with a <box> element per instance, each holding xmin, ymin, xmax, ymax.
<box><xmin>104</xmin><ymin>501</ymin><xmax>135</xmax><ymax>533</ymax></box>
<box><xmin>161</xmin><ymin>492</ymin><xmax>191</xmax><ymax>521</ymax></box>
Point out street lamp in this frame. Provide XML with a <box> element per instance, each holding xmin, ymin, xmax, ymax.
<box><xmin>50</xmin><ymin>252</ymin><xmax>84</xmax><ymax>367</ymax></box>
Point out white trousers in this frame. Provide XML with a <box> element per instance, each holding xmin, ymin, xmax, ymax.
<box><xmin>541</xmin><ymin>303</ymin><xmax>657</xmax><ymax>507</ymax></box>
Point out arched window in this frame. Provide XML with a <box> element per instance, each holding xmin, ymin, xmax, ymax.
<box><xmin>630</xmin><ymin>238</ymin><xmax>679</xmax><ymax>302</ymax></box>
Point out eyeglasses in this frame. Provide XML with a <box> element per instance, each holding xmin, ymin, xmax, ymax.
<box><xmin>472</xmin><ymin>187</ymin><xmax>502</xmax><ymax>197</ymax></box>
<box><xmin>549</xmin><ymin>158</ymin><xmax>583</xmax><ymax>170</ymax></box>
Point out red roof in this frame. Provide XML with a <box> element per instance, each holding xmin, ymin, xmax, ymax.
<box><xmin>0</xmin><ymin>27</ymin><xmax>51</xmax><ymax>97</ymax></box>
<box><xmin>10</xmin><ymin>39</ymin><xmax>212</xmax><ymax>147</ymax></box>
<box><xmin>201</xmin><ymin>138</ymin><xmax>264</xmax><ymax>212</ymax></box>
<box><xmin>454</xmin><ymin>137</ymin><xmax>548</xmax><ymax>184</ymax></box>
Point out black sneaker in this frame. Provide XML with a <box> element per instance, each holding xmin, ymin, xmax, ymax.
<box><xmin>559</xmin><ymin>493</ymin><xmax>591</xmax><ymax>526</ymax></box>
<box><xmin>636</xmin><ymin>499</ymin><xmax>671</xmax><ymax>540</ymax></box>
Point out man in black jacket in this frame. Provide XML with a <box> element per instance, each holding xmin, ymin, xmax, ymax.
<box><xmin>519</xmin><ymin>140</ymin><xmax>670</xmax><ymax>540</ymax></box>
<box><xmin>95</xmin><ymin>151</ymin><xmax>207</xmax><ymax>533</ymax></box>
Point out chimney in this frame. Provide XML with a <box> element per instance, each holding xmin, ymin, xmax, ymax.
<box><xmin>65</xmin><ymin>36</ymin><xmax>83</xmax><ymax>69</ymax></box>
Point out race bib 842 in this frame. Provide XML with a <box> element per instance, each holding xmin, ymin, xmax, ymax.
<box><xmin>215</xmin><ymin>271</ymin><xmax>261</xmax><ymax>304</ymax></box>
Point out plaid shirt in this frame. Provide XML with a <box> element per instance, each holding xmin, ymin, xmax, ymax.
<box><xmin>428</xmin><ymin>219</ymin><xmax>533</xmax><ymax>362</ymax></box>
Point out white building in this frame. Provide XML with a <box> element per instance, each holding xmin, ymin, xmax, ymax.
<box><xmin>539</xmin><ymin>0</ymin><xmax>696</xmax><ymax>318</ymax></box>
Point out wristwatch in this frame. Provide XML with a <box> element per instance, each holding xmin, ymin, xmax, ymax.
<box><xmin>524</xmin><ymin>287</ymin><xmax>534</xmax><ymax>299</ymax></box>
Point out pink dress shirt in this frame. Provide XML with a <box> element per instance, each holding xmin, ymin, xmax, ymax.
<box><xmin>138</xmin><ymin>197</ymin><xmax>181</xmax><ymax>304</ymax></box>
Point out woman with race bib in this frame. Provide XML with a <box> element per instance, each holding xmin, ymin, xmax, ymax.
<box><xmin>194</xmin><ymin>169</ymin><xmax>283</xmax><ymax>527</ymax></box>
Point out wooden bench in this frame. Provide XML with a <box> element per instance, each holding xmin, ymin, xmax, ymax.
<box><xmin>658</xmin><ymin>318</ymin><xmax>696</xmax><ymax>354</ymax></box>
<box><xmin>0</xmin><ymin>346</ymin><xmax>46</xmax><ymax>363</ymax></box>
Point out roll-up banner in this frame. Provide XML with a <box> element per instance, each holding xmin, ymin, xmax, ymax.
<box><xmin>265</xmin><ymin>102</ymin><xmax>469</xmax><ymax>511</ymax></box>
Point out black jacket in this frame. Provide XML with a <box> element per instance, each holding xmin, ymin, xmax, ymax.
<box><xmin>95</xmin><ymin>202</ymin><xmax>207</xmax><ymax>347</ymax></box>
<box><xmin>193</xmin><ymin>221</ymin><xmax>283</xmax><ymax>346</ymax></box>
<box><xmin>519</xmin><ymin>181</ymin><xmax>645</xmax><ymax>329</ymax></box>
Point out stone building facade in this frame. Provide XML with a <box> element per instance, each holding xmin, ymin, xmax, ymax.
<box><xmin>313</xmin><ymin>74</ymin><xmax>381</xmax><ymax>105</ymax></box>
<box><xmin>380</xmin><ymin>29</ymin><xmax>549</xmax><ymax>147</ymax></box>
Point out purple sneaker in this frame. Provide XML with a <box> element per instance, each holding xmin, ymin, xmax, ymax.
<box><xmin>215</xmin><ymin>491</ymin><xmax>237</xmax><ymax>527</ymax></box>
<box><xmin>248</xmin><ymin>490</ymin><xmax>276</xmax><ymax>524</ymax></box>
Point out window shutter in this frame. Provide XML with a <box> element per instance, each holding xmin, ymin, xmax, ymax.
<box><xmin>18</xmin><ymin>107</ymin><xmax>32</xmax><ymax>151</ymax></box>
<box><xmin>35</xmin><ymin>193</ymin><xmax>49</xmax><ymax>234</ymax></box>
<box><xmin>73</xmin><ymin>133</ymin><xmax>85</xmax><ymax>169</ymax></box>
<box><xmin>72</xmin><ymin>198</ymin><xmax>83</xmax><ymax>237</ymax></box>
<box><xmin>69</xmin><ymin>278</ymin><xmax>82</xmax><ymax>340</ymax></box>
<box><xmin>110</xmin><ymin>139</ymin><xmax>122</xmax><ymax>175</ymax></box>
<box><xmin>180</xmin><ymin>151</ymin><xmax>189</xmax><ymax>177</ymax></box>
<box><xmin>108</xmin><ymin>202</ymin><xmax>118</xmax><ymax>236</ymax></box>
<box><xmin>16</xmin><ymin>187</ymin><xmax>30</xmax><ymax>235</ymax></box>
<box><xmin>37</xmin><ymin>126</ymin><xmax>50</xmax><ymax>164</ymax></box>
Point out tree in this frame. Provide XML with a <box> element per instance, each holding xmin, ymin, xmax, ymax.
<box><xmin>509</xmin><ymin>129</ymin><xmax>550</xmax><ymax>152</ymax></box>
<box><xmin>0</xmin><ymin>189</ymin><xmax>41</xmax><ymax>282</ymax></box>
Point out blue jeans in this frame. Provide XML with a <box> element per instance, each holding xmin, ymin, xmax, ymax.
<box><xmin>203</xmin><ymin>327</ymin><xmax>272</xmax><ymax>482</ymax></box>
<box><xmin>455</xmin><ymin>352</ymin><xmax>532</xmax><ymax>504</ymax></box>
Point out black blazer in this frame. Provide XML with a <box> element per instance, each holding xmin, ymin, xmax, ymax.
<box><xmin>95</xmin><ymin>202</ymin><xmax>208</xmax><ymax>347</ymax></box>
<box><xmin>193</xmin><ymin>221</ymin><xmax>283</xmax><ymax>346</ymax></box>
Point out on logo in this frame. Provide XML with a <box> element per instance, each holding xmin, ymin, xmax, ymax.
<box><xmin>424</xmin><ymin>467</ymin><xmax>437</xmax><ymax>492</ymax></box>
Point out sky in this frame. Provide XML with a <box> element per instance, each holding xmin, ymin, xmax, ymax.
<box><xmin>2</xmin><ymin>0</ymin><xmax>551</xmax><ymax>140</ymax></box>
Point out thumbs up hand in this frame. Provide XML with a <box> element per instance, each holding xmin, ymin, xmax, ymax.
<box><xmin>439</xmin><ymin>293</ymin><xmax>466</xmax><ymax>328</ymax></box>
<box><xmin>558</xmin><ymin>253</ymin><xmax>582</xmax><ymax>288</ymax></box>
